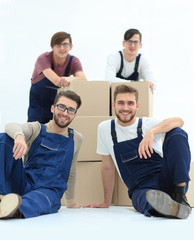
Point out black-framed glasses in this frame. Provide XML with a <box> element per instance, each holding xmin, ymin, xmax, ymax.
<box><xmin>125</xmin><ymin>40</ymin><xmax>140</xmax><ymax>46</ymax></box>
<box><xmin>55</xmin><ymin>43</ymin><xmax>71</xmax><ymax>48</ymax></box>
<box><xmin>54</xmin><ymin>104</ymin><xmax>77</xmax><ymax>115</ymax></box>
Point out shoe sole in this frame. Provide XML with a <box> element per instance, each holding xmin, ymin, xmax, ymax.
<box><xmin>146</xmin><ymin>190</ymin><xmax>192</xmax><ymax>219</ymax></box>
<box><xmin>0</xmin><ymin>194</ymin><xmax>21</xmax><ymax>219</ymax></box>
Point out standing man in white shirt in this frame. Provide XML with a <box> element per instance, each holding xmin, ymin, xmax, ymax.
<box><xmin>105</xmin><ymin>29</ymin><xmax>156</xmax><ymax>91</ymax></box>
<box><xmin>87</xmin><ymin>84</ymin><xmax>191</xmax><ymax>219</ymax></box>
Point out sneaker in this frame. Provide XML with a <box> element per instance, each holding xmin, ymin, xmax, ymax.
<box><xmin>0</xmin><ymin>193</ymin><xmax>21</xmax><ymax>219</ymax></box>
<box><xmin>146</xmin><ymin>190</ymin><xmax>192</xmax><ymax>219</ymax></box>
<box><xmin>173</xmin><ymin>186</ymin><xmax>191</xmax><ymax>208</ymax></box>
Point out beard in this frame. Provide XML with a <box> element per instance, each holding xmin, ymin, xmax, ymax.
<box><xmin>115</xmin><ymin>110</ymin><xmax>136</xmax><ymax>124</ymax></box>
<box><xmin>53</xmin><ymin>113</ymin><xmax>73</xmax><ymax>128</ymax></box>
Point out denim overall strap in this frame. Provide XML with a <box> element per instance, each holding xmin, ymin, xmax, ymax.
<box><xmin>65</xmin><ymin>55</ymin><xmax>73</xmax><ymax>76</ymax></box>
<box><xmin>116</xmin><ymin>51</ymin><xmax>124</xmax><ymax>78</ymax></box>
<box><xmin>40</xmin><ymin>124</ymin><xmax>46</xmax><ymax>137</ymax></box>
<box><xmin>126</xmin><ymin>54</ymin><xmax>141</xmax><ymax>81</ymax></box>
<box><xmin>68</xmin><ymin>127</ymin><xmax>74</xmax><ymax>139</ymax></box>
<box><xmin>111</xmin><ymin>118</ymin><xmax>142</xmax><ymax>143</ymax></box>
<box><xmin>134</xmin><ymin>54</ymin><xmax>141</xmax><ymax>74</ymax></box>
<box><xmin>137</xmin><ymin>118</ymin><xmax>142</xmax><ymax>137</ymax></box>
<box><xmin>111</xmin><ymin>119</ymin><xmax>117</xmax><ymax>145</ymax></box>
<box><xmin>116</xmin><ymin>51</ymin><xmax>141</xmax><ymax>81</ymax></box>
<box><xmin>51</xmin><ymin>55</ymin><xmax>74</xmax><ymax>77</ymax></box>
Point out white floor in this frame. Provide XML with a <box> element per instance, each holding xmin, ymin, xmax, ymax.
<box><xmin>0</xmin><ymin>206</ymin><xmax>193</xmax><ymax>240</ymax></box>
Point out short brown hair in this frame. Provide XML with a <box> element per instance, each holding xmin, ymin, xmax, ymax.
<box><xmin>50</xmin><ymin>32</ymin><xmax>72</xmax><ymax>47</ymax></box>
<box><xmin>54</xmin><ymin>90</ymin><xmax>82</xmax><ymax>110</ymax></box>
<box><xmin>114</xmin><ymin>85</ymin><xmax>139</xmax><ymax>102</ymax></box>
<box><xmin>124</xmin><ymin>29</ymin><xmax>142</xmax><ymax>42</ymax></box>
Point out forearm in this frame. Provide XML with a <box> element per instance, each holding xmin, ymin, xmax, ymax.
<box><xmin>101</xmin><ymin>159</ymin><xmax>115</xmax><ymax>206</ymax></box>
<box><xmin>60</xmin><ymin>72</ymin><xmax>87</xmax><ymax>87</ymax></box>
<box><xmin>43</xmin><ymin>68</ymin><xmax>61</xmax><ymax>86</ymax></box>
<box><xmin>5</xmin><ymin>122</ymin><xmax>40</xmax><ymax>142</ymax></box>
<box><xmin>150</xmin><ymin>117</ymin><xmax>184</xmax><ymax>135</ymax></box>
<box><xmin>73</xmin><ymin>71</ymin><xmax>87</xmax><ymax>80</ymax></box>
<box><xmin>138</xmin><ymin>117</ymin><xmax>184</xmax><ymax>159</ymax></box>
<box><xmin>105</xmin><ymin>67</ymin><xmax>130</xmax><ymax>84</ymax></box>
<box><xmin>5</xmin><ymin>123</ymin><xmax>25</xmax><ymax>139</ymax></box>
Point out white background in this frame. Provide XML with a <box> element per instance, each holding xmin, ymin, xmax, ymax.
<box><xmin>0</xmin><ymin>0</ymin><xmax>194</xmax><ymax>160</ymax></box>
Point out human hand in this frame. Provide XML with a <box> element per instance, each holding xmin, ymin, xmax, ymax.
<box><xmin>147</xmin><ymin>81</ymin><xmax>154</xmax><ymax>92</ymax></box>
<box><xmin>13</xmin><ymin>134</ymin><xmax>27</xmax><ymax>160</ymax></box>
<box><xmin>85</xmin><ymin>202</ymin><xmax>109</xmax><ymax>208</ymax></box>
<box><xmin>66</xmin><ymin>202</ymin><xmax>84</xmax><ymax>208</ymax></box>
<box><xmin>138</xmin><ymin>129</ymin><xmax>154</xmax><ymax>159</ymax></box>
<box><xmin>60</xmin><ymin>77</ymin><xmax>72</xmax><ymax>87</ymax></box>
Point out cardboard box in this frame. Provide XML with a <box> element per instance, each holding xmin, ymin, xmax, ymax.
<box><xmin>61</xmin><ymin>161</ymin><xmax>104</xmax><ymax>205</ymax></box>
<box><xmin>60</xmin><ymin>80</ymin><xmax>110</xmax><ymax>116</ymax></box>
<box><xmin>111</xmin><ymin>81</ymin><xmax>153</xmax><ymax>117</ymax></box>
<box><xmin>69</xmin><ymin>116</ymin><xmax>114</xmax><ymax>161</ymax></box>
<box><xmin>187</xmin><ymin>162</ymin><xmax>194</xmax><ymax>207</ymax></box>
<box><xmin>61</xmin><ymin>162</ymin><xmax>194</xmax><ymax>207</ymax></box>
<box><xmin>113</xmin><ymin>162</ymin><xmax>194</xmax><ymax>207</ymax></box>
<box><xmin>113</xmin><ymin>172</ymin><xmax>132</xmax><ymax>206</ymax></box>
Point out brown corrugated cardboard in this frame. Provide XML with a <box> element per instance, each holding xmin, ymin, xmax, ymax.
<box><xmin>187</xmin><ymin>162</ymin><xmax>194</xmax><ymax>207</ymax></box>
<box><xmin>59</xmin><ymin>80</ymin><xmax>110</xmax><ymax>116</ymax></box>
<box><xmin>111</xmin><ymin>81</ymin><xmax>153</xmax><ymax>117</ymax></box>
<box><xmin>112</xmin><ymin>172</ymin><xmax>132</xmax><ymax>206</ymax></box>
<box><xmin>61</xmin><ymin>161</ymin><xmax>104</xmax><ymax>206</ymax></box>
<box><xmin>69</xmin><ymin>116</ymin><xmax>114</xmax><ymax>161</ymax></box>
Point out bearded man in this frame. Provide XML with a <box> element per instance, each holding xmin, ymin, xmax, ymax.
<box><xmin>0</xmin><ymin>90</ymin><xmax>83</xmax><ymax>219</ymax></box>
<box><xmin>87</xmin><ymin>84</ymin><xmax>192</xmax><ymax>219</ymax></box>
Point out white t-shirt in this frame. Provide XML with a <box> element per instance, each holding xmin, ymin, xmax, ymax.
<box><xmin>105</xmin><ymin>50</ymin><xmax>156</xmax><ymax>88</ymax></box>
<box><xmin>97</xmin><ymin>117</ymin><xmax>164</xmax><ymax>175</ymax></box>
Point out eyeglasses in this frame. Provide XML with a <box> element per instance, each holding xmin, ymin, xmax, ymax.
<box><xmin>54</xmin><ymin>104</ymin><xmax>77</xmax><ymax>115</ymax></box>
<box><xmin>125</xmin><ymin>40</ymin><xmax>141</xmax><ymax>46</ymax></box>
<box><xmin>55</xmin><ymin>43</ymin><xmax>71</xmax><ymax>48</ymax></box>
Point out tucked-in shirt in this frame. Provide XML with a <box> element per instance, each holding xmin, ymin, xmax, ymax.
<box><xmin>5</xmin><ymin>121</ymin><xmax>83</xmax><ymax>206</ymax></box>
<box><xmin>32</xmin><ymin>52</ymin><xmax>83</xmax><ymax>84</ymax></box>
<box><xmin>105</xmin><ymin>50</ymin><xmax>156</xmax><ymax>88</ymax></box>
<box><xmin>97</xmin><ymin>117</ymin><xmax>164</xmax><ymax>177</ymax></box>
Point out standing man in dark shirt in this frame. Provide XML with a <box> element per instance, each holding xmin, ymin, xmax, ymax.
<box><xmin>28</xmin><ymin>31</ymin><xmax>87</xmax><ymax>124</ymax></box>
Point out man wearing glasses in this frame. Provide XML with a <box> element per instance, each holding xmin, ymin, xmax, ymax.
<box><xmin>0</xmin><ymin>90</ymin><xmax>83</xmax><ymax>219</ymax></box>
<box><xmin>28</xmin><ymin>31</ymin><xmax>87</xmax><ymax>124</ymax></box>
<box><xmin>105</xmin><ymin>29</ymin><xmax>156</xmax><ymax>91</ymax></box>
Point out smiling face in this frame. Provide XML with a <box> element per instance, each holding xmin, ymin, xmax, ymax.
<box><xmin>52</xmin><ymin>38</ymin><xmax>73</xmax><ymax>61</ymax></box>
<box><xmin>123</xmin><ymin>34</ymin><xmax>142</xmax><ymax>58</ymax></box>
<box><xmin>51</xmin><ymin>96</ymin><xmax>77</xmax><ymax>130</ymax></box>
<box><xmin>113</xmin><ymin>92</ymin><xmax>139</xmax><ymax>126</ymax></box>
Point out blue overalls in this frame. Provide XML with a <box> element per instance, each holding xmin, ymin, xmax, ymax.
<box><xmin>0</xmin><ymin>124</ymin><xmax>74</xmax><ymax>218</ymax></box>
<box><xmin>27</xmin><ymin>55</ymin><xmax>74</xmax><ymax>124</ymax></box>
<box><xmin>116</xmin><ymin>51</ymin><xmax>141</xmax><ymax>81</ymax></box>
<box><xmin>111</xmin><ymin>119</ymin><xmax>191</xmax><ymax>216</ymax></box>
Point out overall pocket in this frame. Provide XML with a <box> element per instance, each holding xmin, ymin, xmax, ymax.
<box><xmin>120</xmin><ymin>149</ymin><xmax>138</xmax><ymax>163</ymax></box>
<box><xmin>120</xmin><ymin>149</ymin><xmax>138</xmax><ymax>174</ymax></box>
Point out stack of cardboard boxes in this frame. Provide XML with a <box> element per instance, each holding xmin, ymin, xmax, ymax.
<box><xmin>61</xmin><ymin>80</ymin><xmax>194</xmax><ymax>207</ymax></box>
<box><xmin>60</xmin><ymin>81</ymin><xmax>113</xmax><ymax>205</ymax></box>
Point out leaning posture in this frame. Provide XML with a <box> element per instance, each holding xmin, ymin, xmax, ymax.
<box><xmin>88</xmin><ymin>85</ymin><xmax>191</xmax><ymax>219</ymax></box>
<box><xmin>0</xmin><ymin>90</ymin><xmax>83</xmax><ymax>219</ymax></box>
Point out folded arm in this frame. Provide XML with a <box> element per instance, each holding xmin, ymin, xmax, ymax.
<box><xmin>138</xmin><ymin>117</ymin><xmax>184</xmax><ymax>159</ymax></box>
